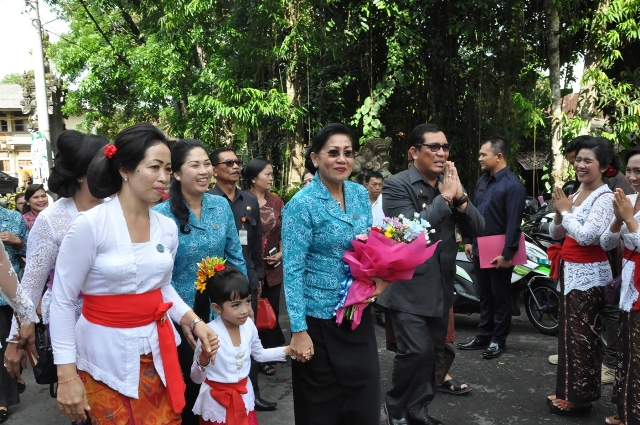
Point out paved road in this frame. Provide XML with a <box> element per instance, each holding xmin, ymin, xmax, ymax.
<box><xmin>10</xmin><ymin>311</ymin><xmax>615</xmax><ymax>425</ymax></box>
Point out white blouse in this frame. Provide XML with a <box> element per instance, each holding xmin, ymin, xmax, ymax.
<box><xmin>601</xmin><ymin>194</ymin><xmax>640</xmax><ymax>312</ymax></box>
<box><xmin>50</xmin><ymin>196</ymin><xmax>191</xmax><ymax>399</ymax></box>
<box><xmin>10</xmin><ymin>197</ymin><xmax>82</xmax><ymax>340</ymax></box>
<box><xmin>0</xmin><ymin>241</ymin><xmax>37</xmax><ymax>325</ymax></box>
<box><xmin>549</xmin><ymin>184</ymin><xmax>614</xmax><ymax>295</ymax></box>
<box><xmin>190</xmin><ymin>317</ymin><xmax>286</xmax><ymax>423</ymax></box>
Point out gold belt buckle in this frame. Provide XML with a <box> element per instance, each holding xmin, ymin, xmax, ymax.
<box><xmin>160</xmin><ymin>312</ymin><xmax>167</xmax><ymax>323</ymax></box>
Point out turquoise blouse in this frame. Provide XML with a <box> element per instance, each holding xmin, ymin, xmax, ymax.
<box><xmin>0</xmin><ymin>208</ymin><xmax>28</xmax><ymax>307</ymax></box>
<box><xmin>282</xmin><ymin>174</ymin><xmax>372</xmax><ymax>332</ymax></box>
<box><xmin>153</xmin><ymin>193</ymin><xmax>247</xmax><ymax>307</ymax></box>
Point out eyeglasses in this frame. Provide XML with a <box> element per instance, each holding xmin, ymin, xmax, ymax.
<box><xmin>214</xmin><ymin>159</ymin><xmax>243</xmax><ymax>167</ymax></box>
<box><xmin>16</xmin><ymin>202</ymin><xmax>25</xmax><ymax>206</ymax></box>
<box><xmin>416</xmin><ymin>143</ymin><xmax>451</xmax><ymax>153</ymax></box>
<box><xmin>318</xmin><ymin>150</ymin><xmax>356</xmax><ymax>159</ymax></box>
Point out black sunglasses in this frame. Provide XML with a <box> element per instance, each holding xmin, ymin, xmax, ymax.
<box><xmin>416</xmin><ymin>143</ymin><xmax>451</xmax><ymax>153</ymax></box>
<box><xmin>214</xmin><ymin>159</ymin><xmax>243</xmax><ymax>167</ymax></box>
<box><xmin>318</xmin><ymin>149</ymin><xmax>356</xmax><ymax>159</ymax></box>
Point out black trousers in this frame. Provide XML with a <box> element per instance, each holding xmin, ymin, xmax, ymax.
<box><xmin>386</xmin><ymin>309</ymin><xmax>448</xmax><ymax>419</ymax></box>
<box><xmin>249</xmin><ymin>288</ymin><xmax>260</xmax><ymax>397</ymax></box>
<box><xmin>0</xmin><ymin>305</ymin><xmax>19</xmax><ymax>409</ymax></box>
<box><xmin>601</xmin><ymin>301</ymin><xmax>621</xmax><ymax>368</ymax></box>
<box><xmin>292</xmin><ymin>310</ymin><xmax>381</xmax><ymax>425</ymax></box>
<box><xmin>474</xmin><ymin>257</ymin><xmax>513</xmax><ymax>344</ymax></box>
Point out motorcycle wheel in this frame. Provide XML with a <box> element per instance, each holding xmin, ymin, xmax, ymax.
<box><xmin>525</xmin><ymin>279</ymin><xmax>560</xmax><ymax>335</ymax></box>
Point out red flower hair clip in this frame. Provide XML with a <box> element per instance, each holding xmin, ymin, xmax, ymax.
<box><xmin>104</xmin><ymin>145</ymin><xmax>117</xmax><ymax>159</ymax></box>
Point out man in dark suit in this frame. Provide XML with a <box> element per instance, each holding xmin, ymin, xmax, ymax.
<box><xmin>378</xmin><ymin>123</ymin><xmax>484</xmax><ymax>425</ymax></box>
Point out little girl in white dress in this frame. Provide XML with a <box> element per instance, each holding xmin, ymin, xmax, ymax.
<box><xmin>190</xmin><ymin>259</ymin><xmax>291</xmax><ymax>425</ymax></box>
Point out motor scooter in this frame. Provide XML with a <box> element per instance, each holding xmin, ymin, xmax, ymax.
<box><xmin>453</xmin><ymin>237</ymin><xmax>560</xmax><ymax>335</ymax></box>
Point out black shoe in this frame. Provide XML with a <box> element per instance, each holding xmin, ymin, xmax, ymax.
<box><xmin>254</xmin><ymin>397</ymin><xmax>277</xmax><ymax>411</ymax></box>
<box><xmin>408</xmin><ymin>415</ymin><xmax>444</xmax><ymax>425</ymax></box>
<box><xmin>0</xmin><ymin>409</ymin><xmax>7</xmax><ymax>424</ymax></box>
<box><xmin>384</xmin><ymin>402</ymin><xmax>409</xmax><ymax>425</ymax></box>
<box><xmin>375</xmin><ymin>312</ymin><xmax>386</xmax><ymax>327</ymax></box>
<box><xmin>457</xmin><ymin>336</ymin><xmax>491</xmax><ymax>350</ymax></box>
<box><xmin>482</xmin><ymin>342</ymin><xmax>507</xmax><ymax>359</ymax></box>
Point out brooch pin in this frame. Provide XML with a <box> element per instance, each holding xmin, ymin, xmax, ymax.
<box><xmin>235</xmin><ymin>352</ymin><xmax>245</xmax><ymax>371</ymax></box>
<box><xmin>213</xmin><ymin>224</ymin><xmax>220</xmax><ymax>230</ymax></box>
<box><xmin>156</xmin><ymin>244</ymin><xmax>164</xmax><ymax>253</ymax></box>
<box><xmin>246</xmin><ymin>206</ymin><xmax>251</xmax><ymax>211</ymax></box>
<box><xmin>354</xmin><ymin>214</ymin><xmax>360</xmax><ymax>220</ymax></box>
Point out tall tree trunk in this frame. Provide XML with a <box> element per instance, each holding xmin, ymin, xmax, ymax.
<box><xmin>284</xmin><ymin>1</ymin><xmax>306</xmax><ymax>185</ymax></box>
<box><xmin>286</xmin><ymin>74</ymin><xmax>306</xmax><ymax>184</ymax></box>
<box><xmin>575</xmin><ymin>0</ymin><xmax>609</xmax><ymax>135</ymax></box>
<box><xmin>544</xmin><ymin>0</ymin><xmax>565</xmax><ymax>187</ymax></box>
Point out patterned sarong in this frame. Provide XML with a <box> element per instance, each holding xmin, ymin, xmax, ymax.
<box><xmin>80</xmin><ymin>354</ymin><xmax>181</xmax><ymax>425</ymax></box>
<box><xmin>612</xmin><ymin>310</ymin><xmax>640</xmax><ymax>424</ymax></box>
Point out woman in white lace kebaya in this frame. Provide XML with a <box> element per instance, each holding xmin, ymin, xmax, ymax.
<box><xmin>4</xmin><ymin>130</ymin><xmax>108</xmax><ymax>384</ymax></box>
<box><xmin>601</xmin><ymin>146</ymin><xmax>640</xmax><ymax>425</ymax></box>
<box><xmin>547</xmin><ymin>137</ymin><xmax>616</xmax><ymax>416</ymax></box>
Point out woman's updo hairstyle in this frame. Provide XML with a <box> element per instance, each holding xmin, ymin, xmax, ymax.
<box><xmin>87</xmin><ymin>123</ymin><xmax>169</xmax><ymax>199</ymax></box>
<box><xmin>22</xmin><ymin>184</ymin><xmax>45</xmax><ymax>214</ymax></box>
<box><xmin>576</xmin><ymin>136</ymin><xmax>621</xmax><ymax>177</ymax></box>
<box><xmin>304</xmin><ymin>123</ymin><xmax>354</xmax><ymax>173</ymax></box>
<box><xmin>625</xmin><ymin>145</ymin><xmax>640</xmax><ymax>164</ymax></box>
<box><xmin>193</xmin><ymin>264</ymin><xmax>251</xmax><ymax>321</ymax></box>
<box><xmin>169</xmin><ymin>139</ymin><xmax>209</xmax><ymax>234</ymax></box>
<box><xmin>48</xmin><ymin>130</ymin><xmax>109</xmax><ymax>198</ymax></box>
<box><xmin>242</xmin><ymin>158</ymin><xmax>271</xmax><ymax>190</ymax></box>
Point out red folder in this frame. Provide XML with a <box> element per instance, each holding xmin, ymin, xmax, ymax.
<box><xmin>477</xmin><ymin>233</ymin><xmax>526</xmax><ymax>269</ymax></box>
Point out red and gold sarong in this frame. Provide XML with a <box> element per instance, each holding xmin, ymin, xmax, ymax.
<box><xmin>80</xmin><ymin>354</ymin><xmax>181</xmax><ymax>425</ymax></box>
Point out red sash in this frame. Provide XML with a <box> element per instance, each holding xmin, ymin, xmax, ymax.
<box><xmin>81</xmin><ymin>288</ymin><xmax>186</xmax><ymax>414</ymax></box>
<box><xmin>548</xmin><ymin>236</ymin><xmax>608</xmax><ymax>280</ymax></box>
<box><xmin>623</xmin><ymin>248</ymin><xmax>640</xmax><ymax>311</ymax></box>
<box><xmin>205</xmin><ymin>377</ymin><xmax>249</xmax><ymax>425</ymax></box>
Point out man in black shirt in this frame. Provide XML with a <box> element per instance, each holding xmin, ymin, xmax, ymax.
<box><xmin>208</xmin><ymin>147</ymin><xmax>276</xmax><ymax>411</ymax></box>
<box><xmin>458</xmin><ymin>136</ymin><xmax>527</xmax><ymax>359</ymax></box>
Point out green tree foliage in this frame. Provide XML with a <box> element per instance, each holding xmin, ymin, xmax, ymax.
<box><xmin>0</xmin><ymin>73</ymin><xmax>24</xmax><ymax>84</ymax></box>
<box><xmin>45</xmin><ymin>0</ymin><xmax>639</xmax><ymax>193</ymax></box>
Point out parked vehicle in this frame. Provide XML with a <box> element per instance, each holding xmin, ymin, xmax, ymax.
<box><xmin>453</xmin><ymin>237</ymin><xmax>559</xmax><ymax>335</ymax></box>
<box><xmin>0</xmin><ymin>172</ymin><xmax>19</xmax><ymax>195</ymax></box>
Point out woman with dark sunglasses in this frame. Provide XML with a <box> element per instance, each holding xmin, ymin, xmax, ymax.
<box><xmin>283</xmin><ymin>123</ymin><xmax>390</xmax><ymax>424</ymax></box>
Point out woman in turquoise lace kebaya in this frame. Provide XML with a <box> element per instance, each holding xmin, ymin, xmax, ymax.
<box><xmin>153</xmin><ymin>139</ymin><xmax>246</xmax><ymax>425</ymax></box>
<box><xmin>283</xmin><ymin>123</ymin><xmax>390</xmax><ymax>425</ymax></box>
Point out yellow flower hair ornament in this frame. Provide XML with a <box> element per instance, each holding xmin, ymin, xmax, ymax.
<box><xmin>194</xmin><ymin>257</ymin><xmax>227</xmax><ymax>293</ymax></box>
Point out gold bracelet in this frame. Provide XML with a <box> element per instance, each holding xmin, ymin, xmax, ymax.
<box><xmin>59</xmin><ymin>375</ymin><xmax>79</xmax><ymax>385</ymax></box>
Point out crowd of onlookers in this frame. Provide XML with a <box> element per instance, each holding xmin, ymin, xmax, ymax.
<box><xmin>0</xmin><ymin>124</ymin><xmax>639</xmax><ymax>425</ymax></box>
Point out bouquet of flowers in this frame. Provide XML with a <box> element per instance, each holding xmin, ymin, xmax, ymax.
<box><xmin>336</xmin><ymin>213</ymin><xmax>440</xmax><ymax>329</ymax></box>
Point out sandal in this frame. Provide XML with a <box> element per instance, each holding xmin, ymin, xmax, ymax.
<box><xmin>437</xmin><ymin>378</ymin><xmax>472</xmax><ymax>395</ymax></box>
<box><xmin>606</xmin><ymin>414</ymin><xmax>621</xmax><ymax>425</ymax></box>
<box><xmin>547</xmin><ymin>398</ymin><xmax>592</xmax><ymax>417</ymax></box>
<box><xmin>16</xmin><ymin>379</ymin><xmax>26</xmax><ymax>394</ymax></box>
<box><xmin>259</xmin><ymin>363</ymin><xmax>275</xmax><ymax>376</ymax></box>
<box><xmin>0</xmin><ymin>408</ymin><xmax>7</xmax><ymax>424</ymax></box>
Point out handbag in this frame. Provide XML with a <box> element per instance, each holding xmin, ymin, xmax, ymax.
<box><xmin>256</xmin><ymin>298</ymin><xmax>277</xmax><ymax>330</ymax></box>
<box><xmin>32</xmin><ymin>322</ymin><xmax>58</xmax><ymax>386</ymax></box>
<box><xmin>604</xmin><ymin>246</ymin><xmax>637</xmax><ymax>305</ymax></box>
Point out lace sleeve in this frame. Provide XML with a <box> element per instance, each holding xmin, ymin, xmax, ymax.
<box><xmin>20</xmin><ymin>212</ymin><xmax>59</xmax><ymax>306</ymax></box>
<box><xmin>549</xmin><ymin>220</ymin><xmax>567</xmax><ymax>240</ymax></box>
<box><xmin>601</xmin><ymin>217</ymin><xmax>622</xmax><ymax>251</ymax></box>
<box><xmin>0</xmin><ymin>242</ymin><xmax>38</xmax><ymax>325</ymax></box>
<box><xmin>564</xmin><ymin>194</ymin><xmax>615</xmax><ymax>246</ymax></box>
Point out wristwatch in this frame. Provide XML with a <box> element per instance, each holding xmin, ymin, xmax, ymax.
<box><xmin>454</xmin><ymin>192</ymin><xmax>468</xmax><ymax>207</ymax></box>
<box><xmin>560</xmin><ymin>210</ymin><xmax>569</xmax><ymax>217</ymax></box>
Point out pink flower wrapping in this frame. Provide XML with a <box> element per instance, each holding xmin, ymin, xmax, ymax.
<box><xmin>336</xmin><ymin>231</ymin><xmax>440</xmax><ymax>329</ymax></box>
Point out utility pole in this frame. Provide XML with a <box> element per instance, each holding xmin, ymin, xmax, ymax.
<box><xmin>25</xmin><ymin>0</ymin><xmax>53</xmax><ymax>186</ymax></box>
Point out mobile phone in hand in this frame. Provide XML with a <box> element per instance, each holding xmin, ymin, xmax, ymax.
<box><xmin>268</xmin><ymin>247</ymin><xmax>277</xmax><ymax>256</ymax></box>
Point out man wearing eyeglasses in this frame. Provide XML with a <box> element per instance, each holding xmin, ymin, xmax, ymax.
<box><xmin>207</xmin><ymin>147</ymin><xmax>277</xmax><ymax>412</ymax></box>
<box><xmin>377</xmin><ymin>123</ymin><xmax>484</xmax><ymax>425</ymax></box>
